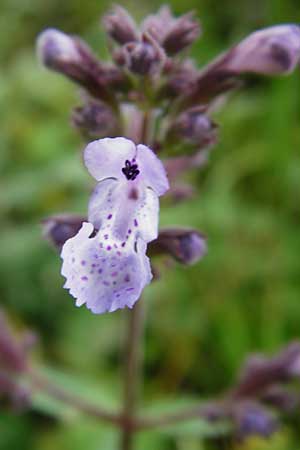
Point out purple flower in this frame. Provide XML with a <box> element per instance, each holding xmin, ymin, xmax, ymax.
<box><xmin>61</xmin><ymin>137</ymin><xmax>169</xmax><ymax>314</ymax></box>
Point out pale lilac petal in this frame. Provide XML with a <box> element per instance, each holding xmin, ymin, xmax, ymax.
<box><xmin>84</xmin><ymin>137</ymin><xmax>136</xmax><ymax>181</ymax></box>
<box><xmin>88</xmin><ymin>179</ymin><xmax>159</xmax><ymax>242</ymax></box>
<box><xmin>137</xmin><ymin>144</ymin><xmax>169</xmax><ymax>195</ymax></box>
<box><xmin>61</xmin><ymin>222</ymin><xmax>152</xmax><ymax>314</ymax></box>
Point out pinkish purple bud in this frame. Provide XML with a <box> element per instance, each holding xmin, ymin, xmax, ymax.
<box><xmin>141</xmin><ymin>6</ymin><xmax>174</xmax><ymax>41</ymax></box>
<box><xmin>162</xmin><ymin>12</ymin><xmax>201</xmax><ymax>55</ymax></box>
<box><xmin>232</xmin><ymin>342</ymin><xmax>300</xmax><ymax>399</ymax></box>
<box><xmin>164</xmin><ymin>152</ymin><xmax>210</xmax><ymax>181</ymax></box>
<box><xmin>72</xmin><ymin>100</ymin><xmax>118</xmax><ymax>138</ymax></box>
<box><xmin>37</xmin><ymin>29</ymin><xmax>119</xmax><ymax>103</ymax></box>
<box><xmin>142</xmin><ymin>7</ymin><xmax>200</xmax><ymax>55</ymax></box>
<box><xmin>181</xmin><ymin>24</ymin><xmax>300</xmax><ymax>107</ymax></box>
<box><xmin>0</xmin><ymin>311</ymin><xmax>27</xmax><ymax>372</ymax></box>
<box><xmin>225</xmin><ymin>25</ymin><xmax>300</xmax><ymax>75</ymax></box>
<box><xmin>37</xmin><ymin>28</ymin><xmax>81</xmax><ymax>69</ymax></box>
<box><xmin>115</xmin><ymin>34</ymin><xmax>165</xmax><ymax>75</ymax></box>
<box><xmin>42</xmin><ymin>214</ymin><xmax>86</xmax><ymax>250</ymax></box>
<box><xmin>162</xmin><ymin>59</ymin><xmax>198</xmax><ymax>97</ymax></box>
<box><xmin>149</xmin><ymin>228</ymin><xmax>207</xmax><ymax>265</ymax></box>
<box><xmin>103</xmin><ymin>6</ymin><xmax>139</xmax><ymax>45</ymax></box>
<box><xmin>170</xmin><ymin>107</ymin><xmax>218</xmax><ymax>149</ymax></box>
<box><xmin>233</xmin><ymin>402</ymin><xmax>278</xmax><ymax>440</ymax></box>
<box><xmin>0</xmin><ymin>372</ymin><xmax>31</xmax><ymax>411</ymax></box>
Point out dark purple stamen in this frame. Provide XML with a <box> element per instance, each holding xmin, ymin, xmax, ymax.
<box><xmin>122</xmin><ymin>159</ymin><xmax>140</xmax><ymax>181</ymax></box>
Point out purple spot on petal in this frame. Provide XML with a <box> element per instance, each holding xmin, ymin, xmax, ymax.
<box><xmin>104</xmin><ymin>234</ymin><xmax>109</xmax><ymax>240</ymax></box>
<box><xmin>103</xmin><ymin>280</ymin><xmax>110</xmax><ymax>286</ymax></box>
<box><xmin>128</xmin><ymin>229</ymin><xmax>132</xmax><ymax>234</ymax></box>
<box><xmin>111</xmin><ymin>272</ymin><xmax>118</xmax><ymax>277</ymax></box>
<box><xmin>107</xmin><ymin>214</ymin><xmax>112</xmax><ymax>220</ymax></box>
<box><xmin>81</xmin><ymin>276</ymin><xmax>88</xmax><ymax>281</ymax></box>
<box><xmin>124</xmin><ymin>274</ymin><xmax>130</xmax><ymax>282</ymax></box>
<box><xmin>81</xmin><ymin>260</ymin><xmax>86</xmax><ymax>266</ymax></box>
<box><xmin>121</xmin><ymin>242</ymin><xmax>126</xmax><ymax>247</ymax></box>
<box><xmin>114</xmin><ymin>243</ymin><xmax>118</xmax><ymax>248</ymax></box>
<box><xmin>134</xmin><ymin>219</ymin><xmax>138</xmax><ymax>227</ymax></box>
<box><xmin>107</xmin><ymin>246</ymin><xmax>112</xmax><ymax>251</ymax></box>
<box><xmin>98</xmin><ymin>269</ymin><xmax>103</xmax><ymax>274</ymax></box>
<box><xmin>117</xmin><ymin>251</ymin><xmax>122</xmax><ymax>256</ymax></box>
<box><xmin>126</xmin><ymin>287</ymin><xmax>134</xmax><ymax>291</ymax></box>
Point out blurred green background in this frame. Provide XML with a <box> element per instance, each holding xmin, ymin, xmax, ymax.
<box><xmin>1</xmin><ymin>0</ymin><xmax>300</xmax><ymax>449</ymax></box>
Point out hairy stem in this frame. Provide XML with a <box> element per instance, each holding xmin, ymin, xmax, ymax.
<box><xmin>120</xmin><ymin>300</ymin><xmax>145</xmax><ymax>450</ymax></box>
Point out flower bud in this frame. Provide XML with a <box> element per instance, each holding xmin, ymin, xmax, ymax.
<box><xmin>37</xmin><ymin>28</ymin><xmax>81</xmax><ymax>69</ymax></box>
<box><xmin>262</xmin><ymin>386</ymin><xmax>298</xmax><ymax>413</ymax></box>
<box><xmin>142</xmin><ymin>7</ymin><xmax>200</xmax><ymax>55</ymax></box>
<box><xmin>0</xmin><ymin>372</ymin><xmax>30</xmax><ymax>411</ymax></box>
<box><xmin>114</xmin><ymin>34</ymin><xmax>165</xmax><ymax>75</ymax></box>
<box><xmin>103</xmin><ymin>6</ymin><xmax>139</xmax><ymax>45</ymax></box>
<box><xmin>162</xmin><ymin>12</ymin><xmax>201</xmax><ymax>55</ymax></box>
<box><xmin>225</xmin><ymin>25</ymin><xmax>300</xmax><ymax>75</ymax></box>
<box><xmin>233</xmin><ymin>402</ymin><xmax>278</xmax><ymax>440</ymax></box>
<box><xmin>161</xmin><ymin>59</ymin><xmax>198</xmax><ymax>97</ymax></box>
<box><xmin>180</xmin><ymin>24</ymin><xmax>300</xmax><ymax>107</ymax></box>
<box><xmin>37</xmin><ymin>29</ymin><xmax>118</xmax><ymax>103</ymax></box>
<box><xmin>0</xmin><ymin>311</ymin><xmax>27</xmax><ymax>372</ymax></box>
<box><xmin>232</xmin><ymin>341</ymin><xmax>300</xmax><ymax>399</ymax></box>
<box><xmin>72</xmin><ymin>100</ymin><xmax>118</xmax><ymax>138</ymax></box>
<box><xmin>149</xmin><ymin>228</ymin><xmax>207</xmax><ymax>265</ymax></box>
<box><xmin>141</xmin><ymin>6</ymin><xmax>174</xmax><ymax>42</ymax></box>
<box><xmin>170</xmin><ymin>107</ymin><xmax>218</xmax><ymax>149</ymax></box>
<box><xmin>42</xmin><ymin>214</ymin><xmax>86</xmax><ymax>250</ymax></box>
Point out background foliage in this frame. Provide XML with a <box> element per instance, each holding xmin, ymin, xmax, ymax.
<box><xmin>0</xmin><ymin>0</ymin><xmax>300</xmax><ymax>449</ymax></box>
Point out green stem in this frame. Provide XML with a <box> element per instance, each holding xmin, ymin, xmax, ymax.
<box><xmin>120</xmin><ymin>301</ymin><xmax>145</xmax><ymax>450</ymax></box>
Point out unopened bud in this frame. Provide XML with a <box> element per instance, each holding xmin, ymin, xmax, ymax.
<box><xmin>149</xmin><ymin>228</ymin><xmax>207</xmax><ymax>265</ymax></box>
<box><xmin>233</xmin><ymin>403</ymin><xmax>278</xmax><ymax>440</ymax></box>
<box><xmin>170</xmin><ymin>107</ymin><xmax>218</xmax><ymax>149</ymax></box>
<box><xmin>42</xmin><ymin>214</ymin><xmax>85</xmax><ymax>250</ymax></box>
<box><xmin>141</xmin><ymin>6</ymin><xmax>174</xmax><ymax>42</ymax></box>
<box><xmin>142</xmin><ymin>7</ymin><xmax>200</xmax><ymax>55</ymax></box>
<box><xmin>103</xmin><ymin>6</ymin><xmax>139</xmax><ymax>45</ymax></box>
<box><xmin>226</xmin><ymin>25</ymin><xmax>300</xmax><ymax>75</ymax></box>
<box><xmin>0</xmin><ymin>311</ymin><xmax>27</xmax><ymax>372</ymax></box>
<box><xmin>37</xmin><ymin>28</ymin><xmax>81</xmax><ymax>69</ymax></box>
<box><xmin>0</xmin><ymin>372</ymin><xmax>30</xmax><ymax>411</ymax></box>
<box><xmin>72</xmin><ymin>100</ymin><xmax>118</xmax><ymax>138</ymax></box>
<box><xmin>115</xmin><ymin>34</ymin><xmax>165</xmax><ymax>75</ymax></box>
<box><xmin>163</xmin><ymin>60</ymin><xmax>198</xmax><ymax>97</ymax></box>
<box><xmin>162</xmin><ymin>12</ymin><xmax>201</xmax><ymax>55</ymax></box>
<box><xmin>37</xmin><ymin>29</ymin><xmax>118</xmax><ymax>103</ymax></box>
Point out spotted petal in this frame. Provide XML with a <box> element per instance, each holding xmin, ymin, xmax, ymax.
<box><xmin>61</xmin><ymin>222</ymin><xmax>152</xmax><ymax>314</ymax></box>
<box><xmin>84</xmin><ymin>137</ymin><xmax>136</xmax><ymax>181</ymax></box>
<box><xmin>88</xmin><ymin>178</ymin><xmax>159</xmax><ymax>242</ymax></box>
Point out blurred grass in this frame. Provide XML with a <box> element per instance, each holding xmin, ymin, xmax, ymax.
<box><xmin>0</xmin><ymin>0</ymin><xmax>300</xmax><ymax>449</ymax></box>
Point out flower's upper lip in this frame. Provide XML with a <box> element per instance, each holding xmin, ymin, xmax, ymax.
<box><xmin>84</xmin><ymin>137</ymin><xmax>169</xmax><ymax>196</ymax></box>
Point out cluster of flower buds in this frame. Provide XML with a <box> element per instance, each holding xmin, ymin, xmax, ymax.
<box><xmin>37</xmin><ymin>6</ymin><xmax>300</xmax><ymax>313</ymax></box>
<box><xmin>202</xmin><ymin>342</ymin><xmax>300</xmax><ymax>441</ymax></box>
<box><xmin>37</xmin><ymin>6</ymin><xmax>300</xmax><ymax>163</ymax></box>
<box><xmin>0</xmin><ymin>310</ymin><xmax>34</xmax><ymax>410</ymax></box>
